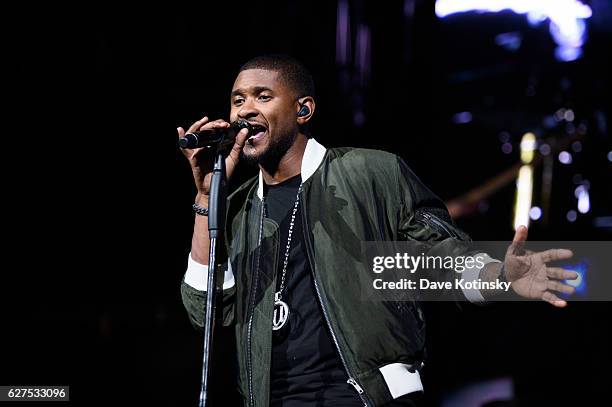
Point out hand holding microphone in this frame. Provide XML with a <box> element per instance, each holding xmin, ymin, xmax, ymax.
<box><xmin>177</xmin><ymin>116</ymin><xmax>251</xmax><ymax>204</ymax></box>
<box><xmin>178</xmin><ymin>118</ymin><xmax>252</xmax><ymax>149</ymax></box>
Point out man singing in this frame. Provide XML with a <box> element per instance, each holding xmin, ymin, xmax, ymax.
<box><xmin>178</xmin><ymin>55</ymin><xmax>577</xmax><ymax>406</ymax></box>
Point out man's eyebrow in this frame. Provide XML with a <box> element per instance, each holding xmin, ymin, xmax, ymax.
<box><xmin>252</xmin><ymin>86</ymin><xmax>273</xmax><ymax>94</ymax></box>
<box><xmin>231</xmin><ymin>86</ymin><xmax>274</xmax><ymax>97</ymax></box>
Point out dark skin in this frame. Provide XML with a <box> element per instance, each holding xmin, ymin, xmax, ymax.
<box><xmin>178</xmin><ymin>69</ymin><xmax>577</xmax><ymax>306</ymax></box>
<box><xmin>177</xmin><ymin>68</ymin><xmax>314</xmax><ymax>265</ymax></box>
<box><xmin>229</xmin><ymin>69</ymin><xmax>314</xmax><ymax>184</ymax></box>
<box><xmin>482</xmin><ymin>226</ymin><xmax>577</xmax><ymax>307</ymax></box>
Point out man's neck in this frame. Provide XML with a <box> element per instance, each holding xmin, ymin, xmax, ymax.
<box><xmin>260</xmin><ymin>134</ymin><xmax>308</xmax><ymax>185</ymax></box>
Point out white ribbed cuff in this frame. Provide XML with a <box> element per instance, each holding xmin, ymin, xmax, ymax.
<box><xmin>184</xmin><ymin>252</ymin><xmax>235</xmax><ymax>291</ymax></box>
<box><xmin>461</xmin><ymin>253</ymin><xmax>501</xmax><ymax>304</ymax></box>
<box><xmin>379</xmin><ymin>363</ymin><xmax>424</xmax><ymax>399</ymax></box>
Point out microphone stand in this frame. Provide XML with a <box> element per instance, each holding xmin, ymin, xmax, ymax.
<box><xmin>198</xmin><ymin>152</ymin><xmax>227</xmax><ymax>407</ymax></box>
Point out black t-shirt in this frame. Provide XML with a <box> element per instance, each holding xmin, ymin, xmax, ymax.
<box><xmin>264</xmin><ymin>174</ymin><xmax>363</xmax><ymax>406</ymax></box>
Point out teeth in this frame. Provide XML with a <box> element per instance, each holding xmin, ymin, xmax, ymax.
<box><xmin>249</xmin><ymin>123</ymin><xmax>266</xmax><ymax>133</ymax></box>
<box><xmin>249</xmin><ymin>127</ymin><xmax>265</xmax><ymax>136</ymax></box>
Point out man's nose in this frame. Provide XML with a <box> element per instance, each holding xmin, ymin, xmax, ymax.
<box><xmin>237</xmin><ymin>100</ymin><xmax>259</xmax><ymax>119</ymax></box>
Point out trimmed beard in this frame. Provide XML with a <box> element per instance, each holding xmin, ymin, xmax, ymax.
<box><xmin>240</xmin><ymin>130</ymin><xmax>297</xmax><ymax>174</ymax></box>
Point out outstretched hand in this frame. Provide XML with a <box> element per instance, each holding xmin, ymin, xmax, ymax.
<box><xmin>504</xmin><ymin>226</ymin><xmax>578</xmax><ymax>307</ymax></box>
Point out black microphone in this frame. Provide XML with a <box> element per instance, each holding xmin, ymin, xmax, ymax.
<box><xmin>178</xmin><ymin>119</ymin><xmax>252</xmax><ymax>149</ymax></box>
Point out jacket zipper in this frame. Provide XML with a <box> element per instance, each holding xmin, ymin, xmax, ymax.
<box><xmin>300</xmin><ymin>191</ymin><xmax>372</xmax><ymax>407</ymax></box>
<box><xmin>246</xmin><ymin>201</ymin><xmax>265</xmax><ymax>407</ymax></box>
<box><xmin>420</xmin><ymin>211</ymin><xmax>459</xmax><ymax>239</ymax></box>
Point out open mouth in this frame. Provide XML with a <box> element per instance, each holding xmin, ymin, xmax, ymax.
<box><xmin>248</xmin><ymin>123</ymin><xmax>268</xmax><ymax>143</ymax></box>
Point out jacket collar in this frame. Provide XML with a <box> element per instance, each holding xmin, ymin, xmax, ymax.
<box><xmin>256</xmin><ymin>138</ymin><xmax>327</xmax><ymax>199</ymax></box>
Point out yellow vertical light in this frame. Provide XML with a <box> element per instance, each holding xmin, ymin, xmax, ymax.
<box><xmin>520</xmin><ymin>133</ymin><xmax>536</xmax><ymax>164</ymax></box>
<box><xmin>513</xmin><ymin>133</ymin><xmax>536</xmax><ymax>230</ymax></box>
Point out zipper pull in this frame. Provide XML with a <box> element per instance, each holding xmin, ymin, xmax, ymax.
<box><xmin>347</xmin><ymin>377</ymin><xmax>364</xmax><ymax>394</ymax></box>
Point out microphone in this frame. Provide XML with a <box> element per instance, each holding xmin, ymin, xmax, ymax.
<box><xmin>179</xmin><ymin>119</ymin><xmax>252</xmax><ymax>149</ymax></box>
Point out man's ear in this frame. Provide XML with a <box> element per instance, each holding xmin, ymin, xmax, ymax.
<box><xmin>296</xmin><ymin>97</ymin><xmax>315</xmax><ymax>125</ymax></box>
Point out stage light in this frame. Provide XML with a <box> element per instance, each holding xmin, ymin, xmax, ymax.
<box><xmin>355</xmin><ymin>24</ymin><xmax>371</xmax><ymax>85</ymax></box>
<box><xmin>502</xmin><ymin>143</ymin><xmax>513</xmax><ymax>154</ymax></box>
<box><xmin>453</xmin><ymin>111</ymin><xmax>473</xmax><ymax>124</ymax></box>
<box><xmin>556</xmin><ymin>46</ymin><xmax>582</xmax><ymax>62</ymax></box>
<box><xmin>543</xmin><ymin>115</ymin><xmax>557</xmax><ymax>128</ymax></box>
<box><xmin>520</xmin><ymin>132</ymin><xmax>536</xmax><ymax>164</ymax></box>
<box><xmin>513</xmin><ymin>133</ymin><xmax>537</xmax><ymax>230</ymax></box>
<box><xmin>529</xmin><ymin>206</ymin><xmax>542</xmax><ymax>220</ymax></box>
<box><xmin>559</xmin><ymin>151</ymin><xmax>572</xmax><ymax>164</ymax></box>
<box><xmin>513</xmin><ymin>165</ymin><xmax>533</xmax><ymax>230</ymax></box>
<box><xmin>571</xmin><ymin>141</ymin><xmax>582</xmax><ymax>152</ymax></box>
<box><xmin>594</xmin><ymin>216</ymin><xmax>612</xmax><ymax>228</ymax></box>
<box><xmin>567</xmin><ymin>210</ymin><xmax>577</xmax><ymax>222</ymax></box>
<box><xmin>564</xmin><ymin>109</ymin><xmax>575</xmax><ymax>122</ymax></box>
<box><xmin>435</xmin><ymin>0</ymin><xmax>592</xmax><ymax>61</ymax></box>
<box><xmin>607</xmin><ymin>151</ymin><xmax>612</xmax><ymax>162</ymax></box>
<box><xmin>562</xmin><ymin>262</ymin><xmax>587</xmax><ymax>296</ymax></box>
<box><xmin>441</xmin><ymin>377</ymin><xmax>513</xmax><ymax>407</ymax></box>
<box><xmin>575</xmin><ymin>185</ymin><xmax>590</xmax><ymax>214</ymax></box>
<box><xmin>578</xmin><ymin>194</ymin><xmax>590</xmax><ymax>213</ymax></box>
<box><xmin>404</xmin><ymin>0</ymin><xmax>416</xmax><ymax>17</ymax></box>
<box><xmin>539</xmin><ymin>143</ymin><xmax>551</xmax><ymax>156</ymax></box>
<box><xmin>495</xmin><ymin>31</ymin><xmax>522</xmax><ymax>51</ymax></box>
<box><xmin>498</xmin><ymin>131</ymin><xmax>510</xmax><ymax>142</ymax></box>
<box><xmin>336</xmin><ymin>0</ymin><xmax>351</xmax><ymax>65</ymax></box>
<box><xmin>566</xmin><ymin>271</ymin><xmax>582</xmax><ymax>288</ymax></box>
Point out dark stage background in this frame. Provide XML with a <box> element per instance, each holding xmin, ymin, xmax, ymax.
<box><xmin>3</xmin><ymin>1</ymin><xmax>611</xmax><ymax>406</ymax></box>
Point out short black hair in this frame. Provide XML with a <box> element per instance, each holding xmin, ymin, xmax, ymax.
<box><xmin>239</xmin><ymin>54</ymin><xmax>315</xmax><ymax>99</ymax></box>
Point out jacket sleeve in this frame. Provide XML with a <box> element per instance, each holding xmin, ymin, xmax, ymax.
<box><xmin>395</xmin><ymin>156</ymin><xmax>470</xmax><ymax>242</ymax></box>
<box><xmin>394</xmin><ymin>156</ymin><xmax>497</xmax><ymax>303</ymax></box>
<box><xmin>180</xmin><ymin>256</ymin><xmax>236</xmax><ymax>330</ymax></box>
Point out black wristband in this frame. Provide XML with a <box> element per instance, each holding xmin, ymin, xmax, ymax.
<box><xmin>192</xmin><ymin>203</ymin><xmax>209</xmax><ymax>216</ymax></box>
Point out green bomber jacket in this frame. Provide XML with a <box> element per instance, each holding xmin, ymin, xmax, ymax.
<box><xmin>181</xmin><ymin>138</ymin><xmax>491</xmax><ymax>406</ymax></box>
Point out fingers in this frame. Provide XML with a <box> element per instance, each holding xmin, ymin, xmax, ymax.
<box><xmin>507</xmin><ymin>225</ymin><xmax>528</xmax><ymax>256</ymax></box>
<box><xmin>199</xmin><ymin>119</ymin><xmax>230</xmax><ymax>132</ymax></box>
<box><xmin>226</xmin><ymin>128</ymin><xmax>249</xmax><ymax>175</ymax></box>
<box><xmin>513</xmin><ymin>225</ymin><xmax>528</xmax><ymax>243</ymax></box>
<box><xmin>539</xmin><ymin>248</ymin><xmax>573</xmax><ymax>263</ymax></box>
<box><xmin>546</xmin><ymin>280</ymin><xmax>575</xmax><ymax>295</ymax></box>
<box><xmin>541</xmin><ymin>275</ymin><xmax>576</xmax><ymax>308</ymax></box>
<box><xmin>178</xmin><ymin>126</ymin><xmax>204</xmax><ymax>159</ymax></box>
<box><xmin>187</xmin><ymin>115</ymin><xmax>210</xmax><ymax>134</ymax></box>
<box><xmin>236</xmin><ymin>127</ymin><xmax>250</xmax><ymax>145</ymax></box>
<box><xmin>184</xmin><ymin>115</ymin><xmax>230</xmax><ymax>135</ymax></box>
<box><xmin>546</xmin><ymin>267</ymin><xmax>578</xmax><ymax>281</ymax></box>
<box><xmin>179</xmin><ymin>116</ymin><xmax>230</xmax><ymax>161</ymax></box>
<box><xmin>180</xmin><ymin>116</ymin><xmax>231</xmax><ymax>141</ymax></box>
<box><xmin>542</xmin><ymin>291</ymin><xmax>568</xmax><ymax>308</ymax></box>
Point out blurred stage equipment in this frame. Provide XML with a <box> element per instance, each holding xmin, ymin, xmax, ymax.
<box><xmin>435</xmin><ymin>0</ymin><xmax>593</xmax><ymax>61</ymax></box>
<box><xmin>513</xmin><ymin>132</ymin><xmax>536</xmax><ymax>230</ymax></box>
<box><xmin>441</xmin><ymin>377</ymin><xmax>514</xmax><ymax>407</ymax></box>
